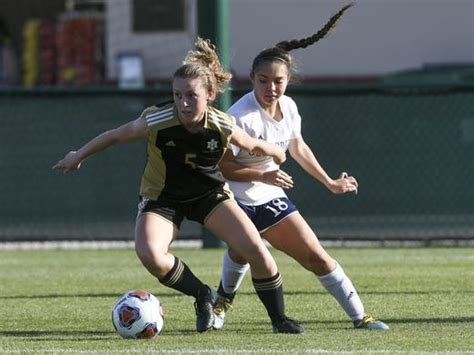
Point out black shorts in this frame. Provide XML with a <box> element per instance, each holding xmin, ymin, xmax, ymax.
<box><xmin>137</xmin><ymin>186</ymin><xmax>233</xmax><ymax>228</ymax></box>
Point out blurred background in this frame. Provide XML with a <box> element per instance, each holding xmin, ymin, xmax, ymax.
<box><xmin>0</xmin><ymin>0</ymin><xmax>473</xmax><ymax>245</ymax></box>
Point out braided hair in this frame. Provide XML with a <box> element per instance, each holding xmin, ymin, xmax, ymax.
<box><xmin>251</xmin><ymin>3</ymin><xmax>353</xmax><ymax>78</ymax></box>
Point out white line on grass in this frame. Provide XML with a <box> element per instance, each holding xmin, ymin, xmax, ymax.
<box><xmin>2</xmin><ymin>350</ymin><xmax>472</xmax><ymax>354</ymax></box>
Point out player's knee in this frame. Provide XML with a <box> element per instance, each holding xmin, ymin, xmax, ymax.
<box><xmin>242</xmin><ymin>242</ymin><xmax>268</xmax><ymax>262</ymax></box>
<box><xmin>305</xmin><ymin>253</ymin><xmax>334</xmax><ymax>275</ymax></box>
<box><xmin>245</xmin><ymin>246</ymin><xmax>278</xmax><ymax>274</ymax></box>
<box><xmin>135</xmin><ymin>243</ymin><xmax>168</xmax><ymax>276</ymax></box>
<box><xmin>228</xmin><ymin>248</ymin><xmax>248</xmax><ymax>265</ymax></box>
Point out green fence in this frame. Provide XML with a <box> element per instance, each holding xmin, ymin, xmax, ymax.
<box><xmin>1</xmin><ymin>82</ymin><xmax>473</xmax><ymax>242</ymax></box>
<box><xmin>283</xmin><ymin>84</ymin><xmax>474</xmax><ymax>241</ymax></box>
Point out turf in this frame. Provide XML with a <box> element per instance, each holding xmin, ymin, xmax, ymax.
<box><xmin>0</xmin><ymin>247</ymin><xmax>473</xmax><ymax>354</ymax></box>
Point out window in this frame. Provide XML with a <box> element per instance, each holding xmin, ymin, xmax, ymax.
<box><xmin>132</xmin><ymin>0</ymin><xmax>185</xmax><ymax>32</ymax></box>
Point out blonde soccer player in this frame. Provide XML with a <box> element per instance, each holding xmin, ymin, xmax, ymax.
<box><xmin>53</xmin><ymin>38</ymin><xmax>304</xmax><ymax>334</ymax></box>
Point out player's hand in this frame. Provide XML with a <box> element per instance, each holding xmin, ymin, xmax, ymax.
<box><xmin>328</xmin><ymin>171</ymin><xmax>358</xmax><ymax>194</ymax></box>
<box><xmin>52</xmin><ymin>151</ymin><xmax>82</xmax><ymax>174</ymax></box>
<box><xmin>262</xmin><ymin>169</ymin><xmax>294</xmax><ymax>189</ymax></box>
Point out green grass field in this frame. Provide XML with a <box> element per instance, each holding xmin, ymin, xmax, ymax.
<box><xmin>0</xmin><ymin>246</ymin><xmax>473</xmax><ymax>354</ymax></box>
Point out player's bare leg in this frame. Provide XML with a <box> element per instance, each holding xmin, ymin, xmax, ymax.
<box><xmin>206</xmin><ymin>201</ymin><xmax>304</xmax><ymax>333</ymax></box>
<box><xmin>135</xmin><ymin>213</ymin><xmax>215</xmax><ymax>332</ymax></box>
<box><xmin>263</xmin><ymin>212</ymin><xmax>388</xmax><ymax>330</ymax></box>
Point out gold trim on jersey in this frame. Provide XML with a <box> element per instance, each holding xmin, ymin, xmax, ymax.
<box><xmin>207</xmin><ymin>109</ymin><xmax>233</xmax><ymax>135</ymax></box>
<box><xmin>223</xmin><ymin>182</ymin><xmax>234</xmax><ymax>199</ymax></box>
<box><xmin>139</xmin><ymin>104</ymin><xmax>235</xmax><ymax>201</ymax></box>
<box><xmin>140</xmin><ymin>104</ymin><xmax>176</xmax><ymax>200</ymax></box>
<box><xmin>146</xmin><ymin>107</ymin><xmax>174</xmax><ymax>126</ymax></box>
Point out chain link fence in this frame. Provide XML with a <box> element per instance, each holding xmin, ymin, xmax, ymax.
<box><xmin>1</xmin><ymin>80</ymin><xmax>473</xmax><ymax>243</ymax></box>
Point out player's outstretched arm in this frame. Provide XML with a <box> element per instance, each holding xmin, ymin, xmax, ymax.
<box><xmin>230</xmin><ymin>124</ymin><xmax>286</xmax><ymax>165</ymax></box>
<box><xmin>288</xmin><ymin>136</ymin><xmax>358</xmax><ymax>194</ymax></box>
<box><xmin>52</xmin><ymin>117</ymin><xmax>148</xmax><ymax>174</ymax></box>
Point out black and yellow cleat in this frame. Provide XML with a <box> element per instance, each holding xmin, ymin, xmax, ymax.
<box><xmin>353</xmin><ymin>314</ymin><xmax>389</xmax><ymax>330</ymax></box>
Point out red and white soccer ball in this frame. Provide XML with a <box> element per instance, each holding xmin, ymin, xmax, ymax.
<box><xmin>112</xmin><ymin>290</ymin><xmax>164</xmax><ymax>339</ymax></box>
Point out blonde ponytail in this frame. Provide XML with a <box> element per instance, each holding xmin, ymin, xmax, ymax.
<box><xmin>174</xmin><ymin>37</ymin><xmax>232</xmax><ymax>95</ymax></box>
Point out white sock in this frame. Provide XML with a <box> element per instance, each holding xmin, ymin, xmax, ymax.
<box><xmin>221</xmin><ymin>250</ymin><xmax>250</xmax><ymax>294</ymax></box>
<box><xmin>317</xmin><ymin>262</ymin><xmax>365</xmax><ymax>321</ymax></box>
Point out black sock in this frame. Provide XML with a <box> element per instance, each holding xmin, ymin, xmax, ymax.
<box><xmin>158</xmin><ymin>256</ymin><xmax>208</xmax><ymax>298</ymax></box>
<box><xmin>217</xmin><ymin>281</ymin><xmax>236</xmax><ymax>302</ymax></box>
<box><xmin>252</xmin><ymin>272</ymin><xmax>285</xmax><ymax>322</ymax></box>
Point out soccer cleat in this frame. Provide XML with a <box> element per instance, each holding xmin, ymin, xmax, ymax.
<box><xmin>353</xmin><ymin>314</ymin><xmax>389</xmax><ymax>330</ymax></box>
<box><xmin>194</xmin><ymin>287</ymin><xmax>215</xmax><ymax>333</ymax></box>
<box><xmin>272</xmin><ymin>316</ymin><xmax>305</xmax><ymax>334</ymax></box>
<box><xmin>213</xmin><ymin>296</ymin><xmax>233</xmax><ymax>330</ymax></box>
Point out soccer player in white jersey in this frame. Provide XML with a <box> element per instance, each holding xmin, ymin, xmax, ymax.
<box><xmin>213</xmin><ymin>3</ymin><xmax>389</xmax><ymax>331</ymax></box>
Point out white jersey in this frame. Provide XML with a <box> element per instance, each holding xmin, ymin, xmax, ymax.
<box><xmin>227</xmin><ymin>91</ymin><xmax>302</xmax><ymax>205</ymax></box>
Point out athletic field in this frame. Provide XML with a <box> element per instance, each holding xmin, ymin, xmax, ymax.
<box><xmin>1</xmin><ymin>246</ymin><xmax>472</xmax><ymax>353</ymax></box>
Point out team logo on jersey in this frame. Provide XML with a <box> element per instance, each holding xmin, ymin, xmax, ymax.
<box><xmin>206</xmin><ymin>139</ymin><xmax>219</xmax><ymax>151</ymax></box>
<box><xmin>165</xmin><ymin>140</ymin><xmax>176</xmax><ymax>147</ymax></box>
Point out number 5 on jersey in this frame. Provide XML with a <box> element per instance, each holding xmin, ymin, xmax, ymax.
<box><xmin>185</xmin><ymin>153</ymin><xmax>197</xmax><ymax>169</ymax></box>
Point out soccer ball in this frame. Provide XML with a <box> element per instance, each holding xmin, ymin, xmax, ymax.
<box><xmin>112</xmin><ymin>290</ymin><xmax>164</xmax><ymax>339</ymax></box>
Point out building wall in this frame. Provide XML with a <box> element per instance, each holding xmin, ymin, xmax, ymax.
<box><xmin>105</xmin><ymin>0</ymin><xmax>474</xmax><ymax>81</ymax></box>
<box><xmin>229</xmin><ymin>0</ymin><xmax>474</xmax><ymax>78</ymax></box>
<box><xmin>105</xmin><ymin>0</ymin><xmax>197</xmax><ymax>81</ymax></box>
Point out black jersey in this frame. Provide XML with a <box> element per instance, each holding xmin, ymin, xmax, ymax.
<box><xmin>139</xmin><ymin>103</ymin><xmax>235</xmax><ymax>203</ymax></box>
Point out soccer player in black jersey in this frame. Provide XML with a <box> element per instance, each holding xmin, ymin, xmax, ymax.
<box><xmin>53</xmin><ymin>38</ymin><xmax>304</xmax><ymax>334</ymax></box>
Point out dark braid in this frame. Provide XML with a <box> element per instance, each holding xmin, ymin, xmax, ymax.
<box><xmin>276</xmin><ymin>3</ymin><xmax>353</xmax><ymax>51</ymax></box>
<box><xmin>251</xmin><ymin>3</ymin><xmax>353</xmax><ymax>78</ymax></box>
